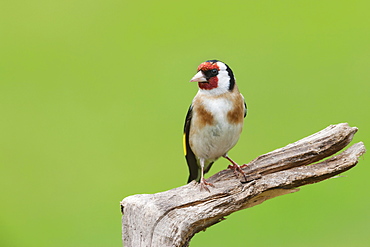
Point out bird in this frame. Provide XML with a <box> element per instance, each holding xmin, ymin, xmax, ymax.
<box><xmin>183</xmin><ymin>60</ymin><xmax>247</xmax><ymax>191</ymax></box>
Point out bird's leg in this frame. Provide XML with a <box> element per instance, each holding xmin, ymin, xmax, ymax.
<box><xmin>199</xmin><ymin>159</ymin><xmax>214</xmax><ymax>192</ymax></box>
<box><xmin>223</xmin><ymin>154</ymin><xmax>248</xmax><ymax>181</ymax></box>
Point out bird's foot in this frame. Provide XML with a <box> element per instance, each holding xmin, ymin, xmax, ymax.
<box><xmin>240</xmin><ymin>164</ymin><xmax>248</xmax><ymax>168</ymax></box>
<box><xmin>223</xmin><ymin>154</ymin><xmax>248</xmax><ymax>181</ymax></box>
<box><xmin>199</xmin><ymin>178</ymin><xmax>214</xmax><ymax>192</ymax></box>
<box><xmin>228</xmin><ymin>163</ymin><xmax>248</xmax><ymax>182</ymax></box>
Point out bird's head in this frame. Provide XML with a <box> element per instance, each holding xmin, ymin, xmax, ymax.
<box><xmin>190</xmin><ymin>60</ymin><xmax>235</xmax><ymax>94</ymax></box>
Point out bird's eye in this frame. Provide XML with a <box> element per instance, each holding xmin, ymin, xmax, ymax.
<box><xmin>210</xmin><ymin>69</ymin><xmax>218</xmax><ymax>76</ymax></box>
<box><xmin>202</xmin><ymin>68</ymin><xmax>219</xmax><ymax>79</ymax></box>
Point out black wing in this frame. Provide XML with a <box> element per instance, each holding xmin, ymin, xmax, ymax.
<box><xmin>183</xmin><ymin>105</ymin><xmax>200</xmax><ymax>183</ymax></box>
<box><xmin>244</xmin><ymin>101</ymin><xmax>247</xmax><ymax>118</ymax></box>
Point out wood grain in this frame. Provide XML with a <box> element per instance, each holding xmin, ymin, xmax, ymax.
<box><xmin>121</xmin><ymin>123</ymin><xmax>365</xmax><ymax>247</ymax></box>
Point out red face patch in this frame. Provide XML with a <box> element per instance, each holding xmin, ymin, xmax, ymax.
<box><xmin>197</xmin><ymin>61</ymin><xmax>220</xmax><ymax>90</ymax></box>
<box><xmin>197</xmin><ymin>62</ymin><xmax>219</xmax><ymax>71</ymax></box>
<box><xmin>198</xmin><ymin>76</ymin><xmax>218</xmax><ymax>90</ymax></box>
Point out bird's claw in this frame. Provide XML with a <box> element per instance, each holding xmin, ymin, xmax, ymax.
<box><xmin>199</xmin><ymin>178</ymin><xmax>214</xmax><ymax>192</ymax></box>
<box><xmin>228</xmin><ymin>164</ymin><xmax>248</xmax><ymax>182</ymax></box>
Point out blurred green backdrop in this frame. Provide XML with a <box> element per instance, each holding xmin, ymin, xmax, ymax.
<box><xmin>1</xmin><ymin>1</ymin><xmax>369</xmax><ymax>246</ymax></box>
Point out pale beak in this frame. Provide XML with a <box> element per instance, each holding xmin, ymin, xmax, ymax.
<box><xmin>190</xmin><ymin>71</ymin><xmax>207</xmax><ymax>82</ymax></box>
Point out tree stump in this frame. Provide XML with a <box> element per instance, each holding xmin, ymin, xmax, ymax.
<box><xmin>120</xmin><ymin>123</ymin><xmax>366</xmax><ymax>247</ymax></box>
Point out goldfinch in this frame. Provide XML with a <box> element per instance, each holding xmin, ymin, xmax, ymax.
<box><xmin>183</xmin><ymin>60</ymin><xmax>247</xmax><ymax>191</ymax></box>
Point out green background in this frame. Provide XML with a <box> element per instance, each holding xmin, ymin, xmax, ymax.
<box><xmin>1</xmin><ymin>1</ymin><xmax>369</xmax><ymax>246</ymax></box>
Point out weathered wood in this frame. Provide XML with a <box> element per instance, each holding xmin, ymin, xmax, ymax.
<box><xmin>120</xmin><ymin>123</ymin><xmax>366</xmax><ymax>247</ymax></box>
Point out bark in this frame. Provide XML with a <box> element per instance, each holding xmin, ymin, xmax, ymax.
<box><xmin>120</xmin><ymin>123</ymin><xmax>366</xmax><ymax>247</ymax></box>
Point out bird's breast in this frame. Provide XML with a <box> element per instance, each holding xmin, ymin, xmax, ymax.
<box><xmin>189</xmin><ymin>94</ymin><xmax>244</xmax><ymax>160</ymax></box>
